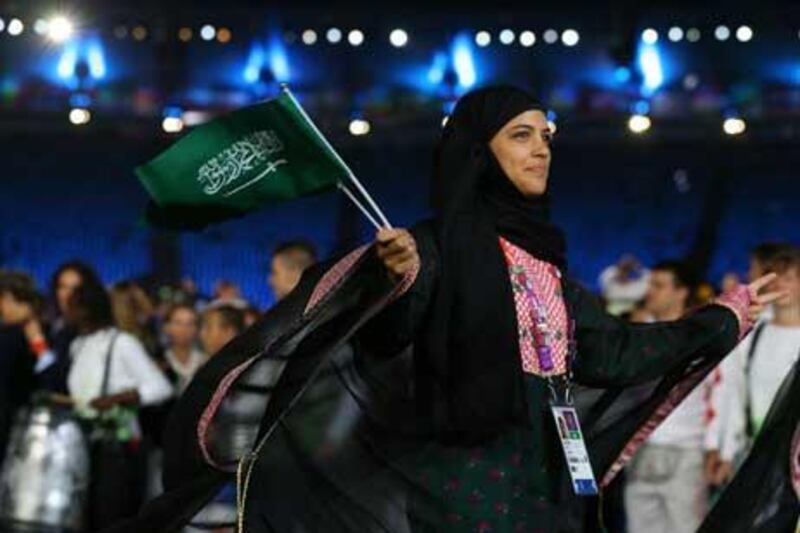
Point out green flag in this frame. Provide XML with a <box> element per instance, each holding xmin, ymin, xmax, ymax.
<box><xmin>136</xmin><ymin>89</ymin><xmax>349</xmax><ymax>229</ymax></box>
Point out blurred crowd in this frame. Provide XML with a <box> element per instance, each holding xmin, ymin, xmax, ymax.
<box><xmin>0</xmin><ymin>238</ymin><xmax>798</xmax><ymax>532</ymax></box>
<box><xmin>0</xmin><ymin>240</ymin><xmax>317</xmax><ymax>532</ymax></box>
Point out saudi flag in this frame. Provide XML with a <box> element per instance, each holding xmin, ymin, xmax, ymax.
<box><xmin>136</xmin><ymin>88</ymin><xmax>356</xmax><ymax>230</ymax></box>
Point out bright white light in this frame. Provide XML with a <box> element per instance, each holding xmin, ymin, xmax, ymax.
<box><xmin>499</xmin><ymin>29</ymin><xmax>515</xmax><ymax>45</ymax></box>
<box><xmin>723</xmin><ymin>118</ymin><xmax>746</xmax><ymax>135</ymax></box>
<box><xmin>639</xmin><ymin>45</ymin><xmax>664</xmax><ymax>93</ymax></box>
<box><xmin>519</xmin><ymin>31</ymin><xmax>535</xmax><ymax>47</ymax></box>
<box><xmin>8</xmin><ymin>18</ymin><xmax>24</xmax><ymax>36</ymax></box>
<box><xmin>0</xmin><ymin>18</ymin><xmax>5</xmax><ymax>33</ymax></box>
<box><xmin>561</xmin><ymin>29</ymin><xmax>579</xmax><ymax>47</ymax></box>
<box><xmin>475</xmin><ymin>31</ymin><xmax>491</xmax><ymax>47</ymax></box>
<box><xmin>348</xmin><ymin>29</ymin><xmax>364</xmax><ymax>46</ymax></box>
<box><xmin>34</xmin><ymin>19</ymin><xmax>49</xmax><ymax>35</ymax></box>
<box><xmin>389</xmin><ymin>28</ymin><xmax>408</xmax><ymax>47</ymax></box>
<box><xmin>349</xmin><ymin>119</ymin><xmax>371</xmax><ymax>136</ymax></box>
<box><xmin>736</xmin><ymin>26</ymin><xmax>753</xmax><ymax>42</ymax></box>
<box><xmin>441</xmin><ymin>116</ymin><xmax>449</xmax><ymax>128</ymax></box>
<box><xmin>547</xmin><ymin>121</ymin><xmax>557</xmax><ymax>135</ymax></box>
<box><xmin>200</xmin><ymin>25</ymin><xmax>216</xmax><ymax>41</ymax></box>
<box><xmin>302</xmin><ymin>30</ymin><xmax>317</xmax><ymax>45</ymax></box>
<box><xmin>668</xmin><ymin>27</ymin><xmax>684</xmax><ymax>42</ymax></box>
<box><xmin>162</xmin><ymin>117</ymin><xmax>185</xmax><ymax>134</ymax></box>
<box><xmin>48</xmin><ymin>16</ymin><xmax>73</xmax><ymax>42</ymax></box>
<box><xmin>69</xmin><ymin>108</ymin><xmax>91</xmax><ymax>125</ymax></box>
<box><xmin>714</xmin><ymin>25</ymin><xmax>730</xmax><ymax>41</ymax></box>
<box><xmin>686</xmin><ymin>28</ymin><xmax>701</xmax><ymax>42</ymax></box>
<box><xmin>543</xmin><ymin>29</ymin><xmax>558</xmax><ymax>44</ymax></box>
<box><xmin>628</xmin><ymin>114</ymin><xmax>652</xmax><ymax>134</ymax></box>
<box><xmin>642</xmin><ymin>28</ymin><xmax>658</xmax><ymax>44</ymax></box>
<box><xmin>327</xmin><ymin>28</ymin><xmax>342</xmax><ymax>43</ymax></box>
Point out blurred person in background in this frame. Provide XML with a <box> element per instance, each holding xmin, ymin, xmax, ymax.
<box><xmin>199</xmin><ymin>304</ymin><xmax>245</xmax><ymax>357</ymax></box>
<box><xmin>66</xmin><ymin>279</ymin><xmax>173</xmax><ymax>530</ymax></box>
<box><xmin>625</xmin><ymin>260</ymin><xmax>716</xmax><ymax>533</ymax></box>
<box><xmin>268</xmin><ymin>240</ymin><xmax>318</xmax><ymax>302</ymax></box>
<box><xmin>110</xmin><ymin>281</ymin><xmax>160</xmax><ymax>357</ymax></box>
<box><xmin>704</xmin><ymin>242</ymin><xmax>796</xmax><ymax>487</ymax></box>
<box><xmin>0</xmin><ymin>272</ymin><xmax>40</xmax><ymax>460</ymax></box>
<box><xmin>162</xmin><ymin>303</ymin><xmax>206</xmax><ymax>394</ymax></box>
<box><xmin>599</xmin><ymin>254</ymin><xmax>650</xmax><ymax>316</ymax></box>
<box><xmin>212</xmin><ymin>280</ymin><xmax>248</xmax><ymax>310</ymax></box>
<box><xmin>707</xmin><ymin>246</ymin><xmax>800</xmax><ymax>486</ymax></box>
<box><xmin>720</xmin><ymin>272</ymin><xmax>741</xmax><ymax>295</ymax></box>
<box><xmin>39</xmin><ymin>261</ymin><xmax>103</xmax><ymax>392</ymax></box>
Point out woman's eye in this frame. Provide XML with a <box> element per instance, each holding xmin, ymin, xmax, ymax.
<box><xmin>513</xmin><ymin>131</ymin><xmax>530</xmax><ymax>140</ymax></box>
<box><xmin>542</xmin><ymin>131</ymin><xmax>554</xmax><ymax>144</ymax></box>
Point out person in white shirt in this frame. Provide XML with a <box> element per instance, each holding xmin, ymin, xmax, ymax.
<box><xmin>625</xmin><ymin>260</ymin><xmax>712</xmax><ymax>533</ymax></box>
<box><xmin>704</xmin><ymin>242</ymin><xmax>792</xmax><ymax>486</ymax></box>
<box><xmin>712</xmin><ymin>247</ymin><xmax>800</xmax><ymax>478</ymax></box>
<box><xmin>162</xmin><ymin>303</ymin><xmax>206</xmax><ymax>394</ymax></box>
<box><xmin>65</xmin><ymin>280</ymin><xmax>173</xmax><ymax>530</ymax></box>
<box><xmin>599</xmin><ymin>254</ymin><xmax>650</xmax><ymax>316</ymax></box>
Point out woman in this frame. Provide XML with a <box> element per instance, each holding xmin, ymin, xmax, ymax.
<box><xmin>66</xmin><ymin>280</ymin><xmax>173</xmax><ymax>530</ymax></box>
<box><xmin>37</xmin><ymin>261</ymin><xmax>103</xmax><ymax>392</ymax></box>
<box><xmin>119</xmin><ymin>86</ymin><xmax>782</xmax><ymax>533</ymax></box>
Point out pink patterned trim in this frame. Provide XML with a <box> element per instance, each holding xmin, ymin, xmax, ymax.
<box><xmin>791</xmin><ymin>422</ymin><xmax>800</xmax><ymax>501</ymax></box>
<box><xmin>600</xmin><ymin>367</ymin><xmax>706</xmax><ymax>487</ymax></box>
<box><xmin>714</xmin><ymin>285</ymin><xmax>754</xmax><ymax>340</ymax></box>
<box><xmin>197</xmin><ymin>355</ymin><xmax>261</xmax><ymax>470</ymax></box>
<box><xmin>393</xmin><ymin>257</ymin><xmax>420</xmax><ymax>297</ymax></box>
<box><xmin>304</xmin><ymin>244</ymin><xmax>420</xmax><ymax>315</ymax></box>
<box><xmin>305</xmin><ymin>245</ymin><xmax>370</xmax><ymax>313</ymax></box>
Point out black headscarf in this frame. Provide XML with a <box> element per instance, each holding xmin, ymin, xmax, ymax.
<box><xmin>420</xmin><ymin>85</ymin><xmax>567</xmax><ymax>440</ymax></box>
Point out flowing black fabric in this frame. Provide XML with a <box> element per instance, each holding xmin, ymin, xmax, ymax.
<box><xmin>698</xmin><ymin>362</ymin><xmax>800</xmax><ymax>532</ymax></box>
<box><xmin>423</xmin><ymin>85</ymin><xmax>567</xmax><ymax>437</ymax></box>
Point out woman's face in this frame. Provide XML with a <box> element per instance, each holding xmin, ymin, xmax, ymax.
<box><xmin>56</xmin><ymin>269</ymin><xmax>83</xmax><ymax>314</ymax></box>
<box><xmin>488</xmin><ymin>110</ymin><xmax>553</xmax><ymax>197</ymax></box>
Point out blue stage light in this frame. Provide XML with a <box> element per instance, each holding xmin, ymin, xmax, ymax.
<box><xmin>452</xmin><ymin>34</ymin><xmax>476</xmax><ymax>89</ymax></box>
<box><xmin>87</xmin><ymin>41</ymin><xmax>106</xmax><ymax>79</ymax></box>
<box><xmin>57</xmin><ymin>44</ymin><xmax>78</xmax><ymax>79</ymax></box>
<box><xmin>269</xmin><ymin>34</ymin><xmax>290</xmax><ymax>82</ymax></box>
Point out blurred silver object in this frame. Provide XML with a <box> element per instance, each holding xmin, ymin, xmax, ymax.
<box><xmin>0</xmin><ymin>404</ymin><xmax>90</xmax><ymax>531</ymax></box>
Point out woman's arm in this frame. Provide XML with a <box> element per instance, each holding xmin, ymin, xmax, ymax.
<box><xmin>571</xmin><ymin>273</ymin><xmax>782</xmax><ymax>388</ymax></box>
<box><xmin>570</xmin><ymin>283</ymin><xmax>743</xmax><ymax>387</ymax></box>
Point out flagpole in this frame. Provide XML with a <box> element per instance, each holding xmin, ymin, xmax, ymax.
<box><xmin>338</xmin><ymin>182</ymin><xmax>381</xmax><ymax>230</ymax></box>
<box><xmin>280</xmin><ymin>85</ymin><xmax>393</xmax><ymax>229</ymax></box>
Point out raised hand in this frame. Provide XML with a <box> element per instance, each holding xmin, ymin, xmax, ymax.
<box><xmin>376</xmin><ymin>228</ymin><xmax>419</xmax><ymax>280</ymax></box>
<box><xmin>746</xmin><ymin>273</ymin><xmax>787</xmax><ymax>322</ymax></box>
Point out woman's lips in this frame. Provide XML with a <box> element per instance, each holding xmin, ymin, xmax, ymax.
<box><xmin>525</xmin><ymin>166</ymin><xmax>548</xmax><ymax>173</ymax></box>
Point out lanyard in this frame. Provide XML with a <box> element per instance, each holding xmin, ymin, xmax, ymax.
<box><xmin>498</xmin><ymin>238</ymin><xmax>577</xmax><ymax>404</ymax></box>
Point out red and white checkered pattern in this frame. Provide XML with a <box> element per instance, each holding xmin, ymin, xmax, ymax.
<box><xmin>498</xmin><ymin>237</ymin><xmax>568</xmax><ymax>377</ymax></box>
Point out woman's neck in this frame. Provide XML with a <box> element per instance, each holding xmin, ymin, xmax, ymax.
<box><xmin>171</xmin><ymin>344</ymin><xmax>193</xmax><ymax>363</ymax></box>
